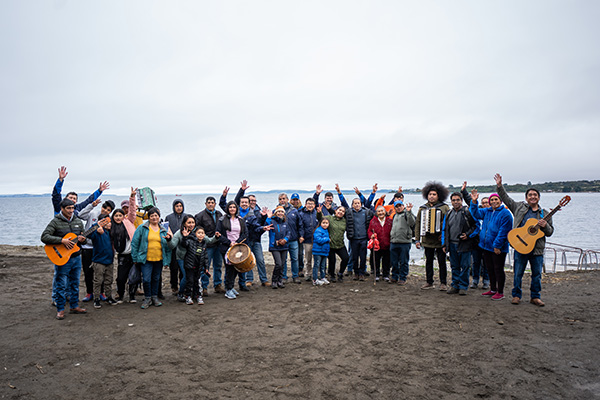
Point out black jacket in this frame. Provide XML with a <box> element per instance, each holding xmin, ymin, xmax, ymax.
<box><xmin>216</xmin><ymin>216</ymin><xmax>248</xmax><ymax>255</ymax></box>
<box><xmin>181</xmin><ymin>235</ymin><xmax>209</xmax><ymax>271</ymax></box>
<box><xmin>194</xmin><ymin>209</ymin><xmax>223</xmax><ymax>247</ymax></box>
<box><xmin>345</xmin><ymin>207</ymin><xmax>375</xmax><ymax>240</ymax></box>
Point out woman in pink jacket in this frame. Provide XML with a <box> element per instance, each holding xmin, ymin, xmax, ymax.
<box><xmin>111</xmin><ymin>187</ymin><xmax>138</xmax><ymax>303</ymax></box>
<box><xmin>368</xmin><ymin>206</ymin><xmax>393</xmax><ymax>282</ymax></box>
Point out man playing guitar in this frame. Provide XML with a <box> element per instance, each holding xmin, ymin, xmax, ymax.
<box><xmin>41</xmin><ymin>198</ymin><xmax>88</xmax><ymax>320</ymax></box>
<box><xmin>495</xmin><ymin>174</ymin><xmax>553</xmax><ymax>307</ymax></box>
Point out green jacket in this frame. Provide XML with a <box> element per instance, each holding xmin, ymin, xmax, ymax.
<box><xmin>41</xmin><ymin>212</ymin><xmax>87</xmax><ymax>258</ymax></box>
<box><xmin>390</xmin><ymin>210</ymin><xmax>416</xmax><ymax>244</ymax></box>
<box><xmin>497</xmin><ymin>185</ymin><xmax>553</xmax><ymax>256</ymax></box>
<box><xmin>317</xmin><ymin>211</ymin><xmax>347</xmax><ymax>249</ymax></box>
<box><xmin>131</xmin><ymin>222</ymin><xmax>172</xmax><ymax>265</ymax></box>
<box><xmin>415</xmin><ymin>202</ymin><xmax>449</xmax><ymax>248</ymax></box>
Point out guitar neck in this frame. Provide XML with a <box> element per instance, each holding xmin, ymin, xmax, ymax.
<box><xmin>542</xmin><ymin>206</ymin><xmax>561</xmax><ymax>222</ymax></box>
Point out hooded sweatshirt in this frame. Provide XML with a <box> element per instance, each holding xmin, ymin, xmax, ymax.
<box><xmin>165</xmin><ymin>199</ymin><xmax>185</xmax><ymax>234</ymax></box>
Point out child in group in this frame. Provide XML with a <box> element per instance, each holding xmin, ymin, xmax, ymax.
<box><xmin>181</xmin><ymin>226</ymin><xmax>215</xmax><ymax>305</ymax></box>
<box><xmin>312</xmin><ymin>219</ymin><xmax>331</xmax><ymax>286</ymax></box>
<box><xmin>88</xmin><ymin>215</ymin><xmax>117</xmax><ymax>308</ymax></box>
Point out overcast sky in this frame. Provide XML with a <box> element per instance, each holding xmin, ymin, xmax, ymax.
<box><xmin>1</xmin><ymin>1</ymin><xmax>599</xmax><ymax>195</ymax></box>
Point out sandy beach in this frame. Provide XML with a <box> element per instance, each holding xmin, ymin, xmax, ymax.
<box><xmin>0</xmin><ymin>244</ymin><xmax>599</xmax><ymax>399</ymax></box>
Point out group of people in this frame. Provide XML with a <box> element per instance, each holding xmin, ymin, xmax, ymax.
<box><xmin>42</xmin><ymin>168</ymin><xmax>554</xmax><ymax>321</ymax></box>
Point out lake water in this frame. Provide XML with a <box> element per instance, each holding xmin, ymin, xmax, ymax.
<box><xmin>3</xmin><ymin>191</ymin><xmax>598</xmax><ymax>269</ymax></box>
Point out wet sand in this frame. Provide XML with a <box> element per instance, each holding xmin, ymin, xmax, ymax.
<box><xmin>0</xmin><ymin>245</ymin><xmax>599</xmax><ymax>399</ymax></box>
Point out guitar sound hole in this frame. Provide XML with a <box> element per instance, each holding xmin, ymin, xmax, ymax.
<box><xmin>528</xmin><ymin>226</ymin><xmax>539</xmax><ymax>235</ymax></box>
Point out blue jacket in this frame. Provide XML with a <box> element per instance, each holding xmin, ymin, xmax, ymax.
<box><xmin>267</xmin><ymin>216</ymin><xmax>290</xmax><ymax>251</ymax></box>
<box><xmin>52</xmin><ymin>178</ymin><xmax>102</xmax><ymax>216</ymax></box>
<box><xmin>312</xmin><ymin>226</ymin><xmax>330</xmax><ymax>256</ymax></box>
<box><xmin>131</xmin><ymin>222</ymin><xmax>172</xmax><ymax>265</ymax></box>
<box><xmin>469</xmin><ymin>202</ymin><xmax>513</xmax><ymax>253</ymax></box>
<box><xmin>89</xmin><ymin>228</ymin><xmax>114</xmax><ymax>265</ymax></box>
<box><xmin>286</xmin><ymin>207</ymin><xmax>302</xmax><ymax>242</ymax></box>
<box><xmin>243</xmin><ymin>212</ymin><xmax>267</xmax><ymax>244</ymax></box>
<box><xmin>312</xmin><ymin>192</ymin><xmax>338</xmax><ymax>216</ymax></box>
<box><xmin>298</xmin><ymin>207</ymin><xmax>318</xmax><ymax>243</ymax></box>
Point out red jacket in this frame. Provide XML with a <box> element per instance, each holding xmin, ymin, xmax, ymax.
<box><xmin>368</xmin><ymin>216</ymin><xmax>392</xmax><ymax>250</ymax></box>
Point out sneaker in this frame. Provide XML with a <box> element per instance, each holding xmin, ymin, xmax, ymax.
<box><xmin>312</xmin><ymin>280</ymin><xmax>319</xmax><ymax>286</ymax></box>
<box><xmin>458</xmin><ymin>289</ymin><xmax>467</xmax><ymax>296</ymax></box>
<box><xmin>481</xmin><ymin>290</ymin><xmax>496</xmax><ymax>297</ymax></box>
<box><xmin>185</xmin><ymin>296</ymin><xmax>194</xmax><ymax>305</ymax></box>
<box><xmin>337</xmin><ymin>273</ymin><xmax>344</xmax><ymax>283</ymax></box>
<box><xmin>439</xmin><ymin>284</ymin><xmax>448</xmax><ymax>291</ymax></box>
<box><xmin>225</xmin><ymin>289</ymin><xmax>237</xmax><ymax>299</ymax></box>
<box><xmin>272</xmin><ymin>282</ymin><xmax>278</xmax><ymax>289</ymax></box>
<box><xmin>82</xmin><ymin>294</ymin><xmax>93</xmax><ymax>302</ymax></box>
<box><xmin>94</xmin><ymin>299</ymin><xmax>102</xmax><ymax>309</ymax></box>
<box><xmin>292</xmin><ymin>278</ymin><xmax>302</xmax><ymax>284</ymax></box>
<box><xmin>177</xmin><ymin>294</ymin><xmax>186</xmax><ymax>302</ymax></box>
<box><xmin>238</xmin><ymin>285</ymin><xmax>250</xmax><ymax>292</ymax></box>
<box><xmin>329</xmin><ymin>275</ymin><xmax>337</xmax><ymax>283</ymax></box>
<box><xmin>321</xmin><ymin>278</ymin><xmax>330</xmax><ymax>285</ymax></box>
<box><xmin>491</xmin><ymin>293</ymin><xmax>505</xmax><ymax>301</ymax></box>
<box><xmin>151</xmin><ymin>297</ymin><xmax>163</xmax><ymax>307</ymax></box>
<box><xmin>383</xmin><ymin>277</ymin><xmax>390</xmax><ymax>282</ymax></box>
<box><xmin>375</xmin><ymin>277</ymin><xmax>380</xmax><ymax>282</ymax></box>
<box><xmin>107</xmin><ymin>297</ymin><xmax>118</xmax><ymax>306</ymax></box>
<box><xmin>115</xmin><ymin>296</ymin><xmax>124</xmax><ymax>304</ymax></box>
<box><xmin>232</xmin><ymin>288</ymin><xmax>239</xmax><ymax>295</ymax></box>
<box><xmin>470</xmin><ymin>282</ymin><xmax>478</xmax><ymax>289</ymax></box>
<box><xmin>141</xmin><ymin>298</ymin><xmax>151</xmax><ymax>309</ymax></box>
<box><xmin>99</xmin><ymin>293</ymin><xmax>108</xmax><ymax>301</ymax></box>
<box><xmin>447</xmin><ymin>287</ymin><xmax>459</xmax><ymax>295</ymax></box>
<box><xmin>129</xmin><ymin>296</ymin><xmax>137</xmax><ymax>304</ymax></box>
<box><xmin>278</xmin><ymin>281</ymin><xmax>286</xmax><ymax>289</ymax></box>
<box><xmin>421</xmin><ymin>283</ymin><xmax>434</xmax><ymax>290</ymax></box>
<box><xmin>196</xmin><ymin>296</ymin><xmax>204</xmax><ymax>305</ymax></box>
<box><xmin>315</xmin><ymin>279</ymin><xmax>324</xmax><ymax>286</ymax></box>
<box><xmin>214</xmin><ymin>284</ymin><xmax>226</xmax><ymax>294</ymax></box>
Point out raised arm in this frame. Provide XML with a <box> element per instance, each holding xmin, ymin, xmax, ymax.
<box><xmin>494</xmin><ymin>173</ymin><xmax>517</xmax><ymax>213</ymax></box>
<box><xmin>127</xmin><ymin>187</ymin><xmax>138</xmax><ymax>224</ymax></box>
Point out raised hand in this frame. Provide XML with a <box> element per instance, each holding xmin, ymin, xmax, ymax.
<box><xmin>240</xmin><ymin>180</ymin><xmax>249</xmax><ymax>191</ymax></box>
<box><xmin>335</xmin><ymin>183</ymin><xmax>341</xmax><ymax>194</ymax></box>
<box><xmin>222</xmin><ymin>186</ymin><xmax>230</xmax><ymax>197</ymax></box>
<box><xmin>131</xmin><ymin>187</ymin><xmax>138</xmax><ymax>197</ymax></box>
<box><xmin>471</xmin><ymin>189</ymin><xmax>479</xmax><ymax>202</ymax></box>
<box><xmin>398</xmin><ymin>185</ymin><xmax>403</xmax><ymax>193</ymax></box>
<box><xmin>99</xmin><ymin>181</ymin><xmax>110</xmax><ymax>192</ymax></box>
<box><xmin>372</xmin><ymin>183</ymin><xmax>378</xmax><ymax>193</ymax></box>
<box><xmin>315</xmin><ymin>184</ymin><xmax>322</xmax><ymax>195</ymax></box>
<box><xmin>260</xmin><ymin>206</ymin><xmax>269</xmax><ymax>216</ymax></box>
<box><xmin>58</xmin><ymin>166</ymin><xmax>68</xmax><ymax>181</ymax></box>
<box><xmin>461</xmin><ymin>181</ymin><xmax>467</xmax><ymax>191</ymax></box>
<box><xmin>182</xmin><ymin>227</ymin><xmax>189</xmax><ymax>237</ymax></box>
<box><xmin>317</xmin><ymin>205</ymin><xmax>322</xmax><ymax>214</ymax></box>
<box><xmin>265</xmin><ymin>208</ymin><xmax>273</xmax><ymax>218</ymax></box>
<box><xmin>494</xmin><ymin>174</ymin><xmax>503</xmax><ymax>187</ymax></box>
<box><xmin>354</xmin><ymin>187</ymin><xmax>361</xmax><ymax>195</ymax></box>
<box><xmin>406</xmin><ymin>203</ymin><xmax>413</xmax><ymax>212</ymax></box>
<box><xmin>263</xmin><ymin>224</ymin><xmax>274</xmax><ymax>231</ymax></box>
<box><xmin>92</xmin><ymin>199</ymin><xmax>102</xmax><ymax>207</ymax></box>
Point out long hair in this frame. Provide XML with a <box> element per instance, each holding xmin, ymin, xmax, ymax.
<box><xmin>225</xmin><ymin>201</ymin><xmax>239</xmax><ymax>217</ymax></box>
<box><xmin>421</xmin><ymin>181</ymin><xmax>449</xmax><ymax>203</ymax></box>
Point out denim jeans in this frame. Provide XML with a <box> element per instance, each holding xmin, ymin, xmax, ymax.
<box><xmin>449</xmin><ymin>243</ymin><xmax>472</xmax><ymax>290</ymax></box>
<box><xmin>201</xmin><ymin>246</ymin><xmax>223</xmax><ymax>289</ymax></box>
<box><xmin>512</xmin><ymin>252</ymin><xmax>543</xmax><ymax>299</ymax></box>
<box><xmin>346</xmin><ymin>244</ymin><xmax>353</xmax><ymax>273</ymax></box>
<box><xmin>471</xmin><ymin>246</ymin><xmax>489</xmax><ymax>285</ymax></box>
<box><xmin>390</xmin><ymin>243</ymin><xmax>411</xmax><ymax>281</ymax></box>
<box><xmin>141</xmin><ymin>261</ymin><xmax>162</xmax><ymax>298</ymax></box>
<box><xmin>53</xmin><ymin>255</ymin><xmax>82</xmax><ymax>312</ymax></box>
<box><xmin>245</xmin><ymin>241</ymin><xmax>268</xmax><ymax>283</ymax></box>
<box><xmin>313</xmin><ymin>254</ymin><xmax>327</xmax><ymax>280</ymax></box>
<box><xmin>177</xmin><ymin>259</ymin><xmax>187</xmax><ymax>295</ymax></box>
<box><xmin>283</xmin><ymin>240</ymin><xmax>299</xmax><ymax>279</ymax></box>
<box><xmin>350</xmin><ymin>239</ymin><xmax>368</xmax><ymax>275</ymax></box>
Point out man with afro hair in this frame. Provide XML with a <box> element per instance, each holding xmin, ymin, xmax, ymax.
<box><xmin>415</xmin><ymin>181</ymin><xmax>450</xmax><ymax>290</ymax></box>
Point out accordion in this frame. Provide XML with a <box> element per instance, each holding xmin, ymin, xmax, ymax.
<box><xmin>420</xmin><ymin>207</ymin><xmax>442</xmax><ymax>236</ymax></box>
<box><xmin>137</xmin><ymin>187</ymin><xmax>157</xmax><ymax>211</ymax></box>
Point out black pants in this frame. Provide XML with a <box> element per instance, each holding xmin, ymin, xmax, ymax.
<box><xmin>169</xmin><ymin>256</ymin><xmax>182</xmax><ymax>291</ymax></box>
<box><xmin>224</xmin><ymin>258</ymin><xmax>246</xmax><ymax>291</ymax></box>
<box><xmin>373</xmin><ymin>249</ymin><xmax>391</xmax><ymax>278</ymax></box>
<box><xmin>82</xmin><ymin>248</ymin><xmax>104</xmax><ymax>295</ymax></box>
<box><xmin>271</xmin><ymin>250</ymin><xmax>287</xmax><ymax>284</ymax></box>
<box><xmin>424</xmin><ymin>247</ymin><xmax>447</xmax><ymax>285</ymax></box>
<box><xmin>350</xmin><ymin>239</ymin><xmax>368</xmax><ymax>276</ymax></box>
<box><xmin>116</xmin><ymin>253</ymin><xmax>135</xmax><ymax>299</ymax></box>
<box><xmin>328</xmin><ymin>247</ymin><xmax>349</xmax><ymax>277</ymax></box>
<box><xmin>482</xmin><ymin>250</ymin><xmax>507</xmax><ymax>294</ymax></box>
<box><xmin>184</xmin><ymin>267</ymin><xmax>201</xmax><ymax>298</ymax></box>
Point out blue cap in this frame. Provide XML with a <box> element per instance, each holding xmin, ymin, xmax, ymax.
<box><xmin>394</xmin><ymin>200</ymin><xmax>404</xmax><ymax>207</ymax></box>
<box><xmin>291</xmin><ymin>193</ymin><xmax>300</xmax><ymax>200</ymax></box>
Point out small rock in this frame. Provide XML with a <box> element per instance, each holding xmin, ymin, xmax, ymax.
<box><xmin>268</xmin><ymin>324</ymin><xmax>274</xmax><ymax>328</ymax></box>
<box><xmin>497</xmin><ymin>321</ymin><xmax>504</xmax><ymax>325</ymax></box>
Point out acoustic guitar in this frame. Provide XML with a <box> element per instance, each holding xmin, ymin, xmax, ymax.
<box><xmin>44</xmin><ymin>217</ymin><xmax>111</xmax><ymax>266</ymax></box>
<box><xmin>507</xmin><ymin>196</ymin><xmax>570</xmax><ymax>254</ymax></box>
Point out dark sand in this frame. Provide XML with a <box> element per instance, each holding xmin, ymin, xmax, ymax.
<box><xmin>1</xmin><ymin>245</ymin><xmax>599</xmax><ymax>399</ymax></box>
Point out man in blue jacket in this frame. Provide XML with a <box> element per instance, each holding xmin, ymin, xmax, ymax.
<box><xmin>51</xmin><ymin>166</ymin><xmax>109</xmax><ymax>216</ymax></box>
